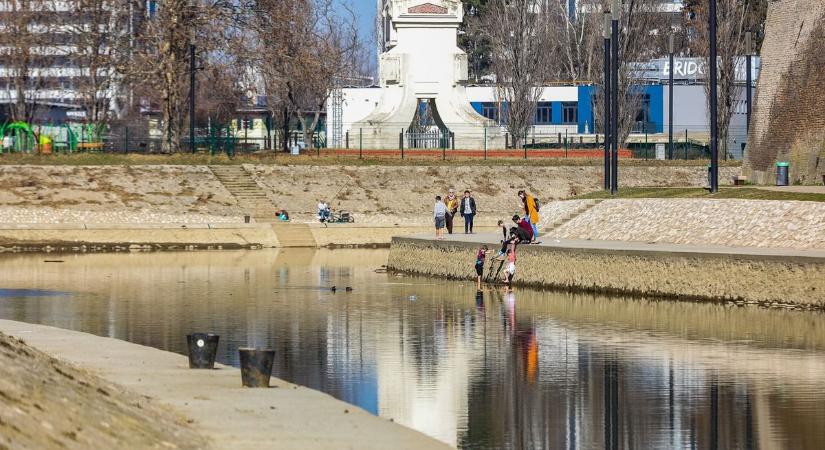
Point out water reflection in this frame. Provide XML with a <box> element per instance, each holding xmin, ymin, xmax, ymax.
<box><xmin>0</xmin><ymin>249</ymin><xmax>823</xmax><ymax>449</ymax></box>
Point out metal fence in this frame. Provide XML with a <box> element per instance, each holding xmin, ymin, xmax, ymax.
<box><xmin>1</xmin><ymin>122</ymin><xmax>748</xmax><ymax>161</ymax></box>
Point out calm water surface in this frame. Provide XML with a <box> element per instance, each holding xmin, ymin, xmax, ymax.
<box><xmin>0</xmin><ymin>249</ymin><xmax>823</xmax><ymax>449</ymax></box>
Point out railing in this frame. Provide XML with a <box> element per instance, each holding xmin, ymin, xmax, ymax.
<box><xmin>404</xmin><ymin>128</ymin><xmax>450</xmax><ymax>149</ymax></box>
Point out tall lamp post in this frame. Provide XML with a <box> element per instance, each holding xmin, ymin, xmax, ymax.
<box><xmin>708</xmin><ymin>0</ymin><xmax>719</xmax><ymax>192</ymax></box>
<box><xmin>610</xmin><ymin>0</ymin><xmax>620</xmax><ymax>195</ymax></box>
<box><xmin>189</xmin><ymin>43</ymin><xmax>196</xmax><ymax>154</ymax></box>
<box><xmin>668</xmin><ymin>34</ymin><xmax>675</xmax><ymax>160</ymax></box>
<box><xmin>603</xmin><ymin>13</ymin><xmax>611</xmax><ymax>191</ymax></box>
<box><xmin>745</xmin><ymin>31</ymin><xmax>753</xmax><ymax>133</ymax></box>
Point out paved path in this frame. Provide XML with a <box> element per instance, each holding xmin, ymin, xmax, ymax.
<box><xmin>408</xmin><ymin>232</ymin><xmax>825</xmax><ymax>261</ymax></box>
<box><xmin>755</xmin><ymin>185</ymin><xmax>825</xmax><ymax>194</ymax></box>
<box><xmin>0</xmin><ymin>320</ymin><xmax>449</xmax><ymax>450</ymax></box>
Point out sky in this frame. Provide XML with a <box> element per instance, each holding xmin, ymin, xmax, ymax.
<box><xmin>352</xmin><ymin>1</ymin><xmax>377</xmax><ymax>43</ymax></box>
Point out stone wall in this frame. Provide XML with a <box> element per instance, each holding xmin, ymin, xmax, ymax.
<box><xmin>744</xmin><ymin>0</ymin><xmax>825</xmax><ymax>184</ymax></box>
<box><xmin>544</xmin><ymin>199</ymin><xmax>825</xmax><ymax>250</ymax></box>
<box><xmin>388</xmin><ymin>237</ymin><xmax>825</xmax><ymax>308</ymax></box>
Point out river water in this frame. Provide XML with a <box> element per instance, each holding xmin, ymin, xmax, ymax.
<box><xmin>0</xmin><ymin>249</ymin><xmax>823</xmax><ymax>449</ymax></box>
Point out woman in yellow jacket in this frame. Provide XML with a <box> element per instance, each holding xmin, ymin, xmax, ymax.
<box><xmin>444</xmin><ymin>188</ymin><xmax>459</xmax><ymax>234</ymax></box>
<box><xmin>518</xmin><ymin>190</ymin><xmax>539</xmax><ymax>242</ymax></box>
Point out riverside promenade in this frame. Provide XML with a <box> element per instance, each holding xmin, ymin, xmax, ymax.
<box><xmin>388</xmin><ymin>233</ymin><xmax>825</xmax><ymax>308</ymax></box>
<box><xmin>0</xmin><ymin>320</ymin><xmax>448</xmax><ymax>450</ymax></box>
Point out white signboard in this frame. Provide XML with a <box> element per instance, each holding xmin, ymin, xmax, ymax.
<box><xmin>655</xmin><ymin>143</ymin><xmax>666</xmax><ymax>160</ymax></box>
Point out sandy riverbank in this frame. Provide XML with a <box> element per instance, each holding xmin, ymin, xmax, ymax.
<box><xmin>0</xmin><ymin>320</ymin><xmax>449</xmax><ymax>450</ymax></box>
<box><xmin>0</xmin><ymin>331</ymin><xmax>205</xmax><ymax>449</ymax></box>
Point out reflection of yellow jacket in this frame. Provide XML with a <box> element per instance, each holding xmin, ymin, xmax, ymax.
<box><xmin>445</xmin><ymin>195</ymin><xmax>459</xmax><ymax>214</ymax></box>
<box><xmin>525</xmin><ymin>194</ymin><xmax>539</xmax><ymax>223</ymax></box>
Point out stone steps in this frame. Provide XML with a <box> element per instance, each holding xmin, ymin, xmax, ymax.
<box><xmin>209</xmin><ymin>165</ymin><xmax>278</xmax><ymax>220</ymax></box>
<box><xmin>543</xmin><ymin>200</ymin><xmax>602</xmax><ymax>233</ymax></box>
<box><xmin>270</xmin><ymin>223</ymin><xmax>317</xmax><ymax>247</ymax></box>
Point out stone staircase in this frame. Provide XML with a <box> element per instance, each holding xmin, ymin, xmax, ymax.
<box><xmin>270</xmin><ymin>223</ymin><xmax>317</xmax><ymax>248</ymax></box>
<box><xmin>543</xmin><ymin>199</ymin><xmax>603</xmax><ymax>233</ymax></box>
<box><xmin>209</xmin><ymin>165</ymin><xmax>278</xmax><ymax>221</ymax></box>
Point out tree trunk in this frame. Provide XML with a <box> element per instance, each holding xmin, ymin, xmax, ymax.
<box><xmin>281</xmin><ymin>107</ymin><xmax>290</xmax><ymax>152</ymax></box>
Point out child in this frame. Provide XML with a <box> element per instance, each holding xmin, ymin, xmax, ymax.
<box><xmin>475</xmin><ymin>245</ymin><xmax>489</xmax><ymax>290</ymax></box>
<box><xmin>502</xmin><ymin>239</ymin><xmax>517</xmax><ymax>290</ymax></box>
<box><xmin>434</xmin><ymin>195</ymin><xmax>447</xmax><ymax>240</ymax></box>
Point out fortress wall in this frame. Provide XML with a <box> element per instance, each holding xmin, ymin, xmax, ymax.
<box><xmin>744</xmin><ymin>0</ymin><xmax>825</xmax><ymax>184</ymax></box>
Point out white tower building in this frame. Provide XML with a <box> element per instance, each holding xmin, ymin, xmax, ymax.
<box><xmin>355</xmin><ymin>1</ymin><xmax>504</xmax><ymax>149</ymax></box>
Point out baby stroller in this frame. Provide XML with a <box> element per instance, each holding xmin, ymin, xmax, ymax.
<box><xmin>328</xmin><ymin>210</ymin><xmax>355</xmax><ymax>223</ymax></box>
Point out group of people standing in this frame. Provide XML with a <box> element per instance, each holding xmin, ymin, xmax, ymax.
<box><xmin>433</xmin><ymin>188</ymin><xmax>478</xmax><ymax>240</ymax></box>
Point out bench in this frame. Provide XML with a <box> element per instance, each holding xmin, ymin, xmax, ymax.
<box><xmin>77</xmin><ymin>142</ymin><xmax>104</xmax><ymax>152</ymax></box>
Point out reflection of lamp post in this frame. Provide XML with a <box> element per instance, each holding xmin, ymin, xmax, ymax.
<box><xmin>668</xmin><ymin>34</ymin><xmax>674</xmax><ymax>160</ymax></box>
<box><xmin>610</xmin><ymin>0</ymin><xmax>620</xmax><ymax>195</ymax></box>
<box><xmin>603</xmin><ymin>13</ymin><xmax>611</xmax><ymax>191</ymax></box>
<box><xmin>709</xmin><ymin>0</ymin><xmax>719</xmax><ymax>192</ymax></box>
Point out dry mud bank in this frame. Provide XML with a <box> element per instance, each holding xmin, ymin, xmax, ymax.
<box><xmin>248</xmin><ymin>164</ymin><xmax>740</xmax><ymax>223</ymax></box>
<box><xmin>0</xmin><ymin>164</ymin><xmax>737</xmax><ymax>225</ymax></box>
<box><xmin>0</xmin><ymin>332</ymin><xmax>205</xmax><ymax>450</ymax></box>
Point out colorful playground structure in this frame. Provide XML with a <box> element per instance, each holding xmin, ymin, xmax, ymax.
<box><xmin>0</xmin><ymin>122</ymin><xmax>105</xmax><ymax>154</ymax></box>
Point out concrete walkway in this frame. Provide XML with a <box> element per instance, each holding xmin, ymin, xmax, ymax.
<box><xmin>0</xmin><ymin>320</ymin><xmax>449</xmax><ymax>450</ymax></box>
<box><xmin>418</xmin><ymin>232</ymin><xmax>825</xmax><ymax>261</ymax></box>
<box><xmin>755</xmin><ymin>185</ymin><xmax>825</xmax><ymax>194</ymax></box>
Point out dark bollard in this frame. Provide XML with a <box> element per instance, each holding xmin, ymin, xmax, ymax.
<box><xmin>239</xmin><ymin>348</ymin><xmax>275</xmax><ymax>387</ymax></box>
<box><xmin>186</xmin><ymin>333</ymin><xmax>220</xmax><ymax>369</ymax></box>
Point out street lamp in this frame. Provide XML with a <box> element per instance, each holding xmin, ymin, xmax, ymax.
<box><xmin>603</xmin><ymin>13</ymin><xmax>611</xmax><ymax>191</ymax></box>
<box><xmin>611</xmin><ymin>0</ymin><xmax>620</xmax><ymax>195</ymax></box>
<box><xmin>190</xmin><ymin>43</ymin><xmax>196</xmax><ymax>154</ymax></box>
<box><xmin>668</xmin><ymin>34</ymin><xmax>674</xmax><ymax>160</ymax></box>
<box><xmin>745</xmin><ymin>31</ymin><xmax>753</xmax><ymax>134</ymax></box>
<box><xmin>708</xmin><ymin>0</ymin><xmax>719</xmax><ymax>192</ymax></box>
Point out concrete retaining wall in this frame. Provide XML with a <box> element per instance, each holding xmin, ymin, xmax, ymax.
<box><xmin>388</xmin><ymin>237</ymin><xmax>825</xmax><ymax>308</ymax></box>
<box><xmin>0</xmin><ymin>224</ymin><xmax>280</xmax><ymax>252</ymax></box>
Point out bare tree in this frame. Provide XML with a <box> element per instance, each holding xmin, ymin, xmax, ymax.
<box><xmin>62</xmin><ymin>0</ymin><xmax>134</xmax><ymax>135</ymax></box>
<box><xmin>123</xmin><ymin>0</ymin><xmax>231</xmax><ymax>152</ymax></box>
<box><xmin>544</xmin><ymin>1</ymin><xmax>603</xmax><ymax>83</ymax></box>
<box><xmin>249</xmin><ymin>0</ymin><xmax>361</xmax><ymax>150</ymax></box>
<box><xmin>0</xmin><ymin>0</ymin><xmax>55</xmax><ymax>122</ymax></box>
<box><xmin>686</xmin><ymin>0</ymin><xmax>766</xmax><ymax>158</ymax></box>
<box><xmin>482</xmin><ymin>0</ymin><xmax>552</xmax><ymax>148</ymax></box>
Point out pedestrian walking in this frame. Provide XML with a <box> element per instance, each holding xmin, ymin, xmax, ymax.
<box><xmin>460</xmin><ymin>190</ymin><xmax>477</xmax><ymax>234</ymax></box>
<box><xmin>517</xmin><ymin>190</ymin><xmax>540</xmax><ymax>243</ymax></box>
<box><xmin>434</xmin><ymin>195</ymin><xmax>447</xmax><ymax>240</ymax></box>
<box><xmin>444</xmin><ymin>188</ymin><xmax>459</xmax><ymax>234</ymax></box>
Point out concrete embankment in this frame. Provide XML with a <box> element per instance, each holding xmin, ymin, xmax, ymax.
<box><xmin>0</xmin><ymin>222</ymin><xmax>496</xmax><ymax>251</ymax></box>
<box><xmin>388</xmin><ymin>235</ymin><xmax>825</xmax><ymax>309</ymax></box>
<box><xmin>0</xmin><ymin>223</ymin><xmax>280</xmax><ymax>252</ymax></box>
<box><xmin>0</xmin><ymin>320</ymin><xmax>449</xmax><ymax>450</ymax></box>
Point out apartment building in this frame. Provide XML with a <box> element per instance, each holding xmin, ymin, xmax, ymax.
<box><xmin>0</xmin><ymin>1</ymin><xmax>146</xmax><ymax>122</ymax></box>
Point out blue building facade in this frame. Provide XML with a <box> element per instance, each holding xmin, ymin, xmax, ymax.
<box><xmin>467</xmin><ymin>85</ymin><xmax>665</xmax><ymax>135</ymax></box>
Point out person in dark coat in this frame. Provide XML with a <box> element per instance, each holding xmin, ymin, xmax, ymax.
<box><xmin>459</xmin><ymin>190</ymin><xmax>477</xmax><ymax>234</ymax></box>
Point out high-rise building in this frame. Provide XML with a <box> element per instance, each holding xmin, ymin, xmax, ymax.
<box><xmin>0</xmin><ymin>1</ymin><xmax>143</xmax><ymax>122</ymax></box>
